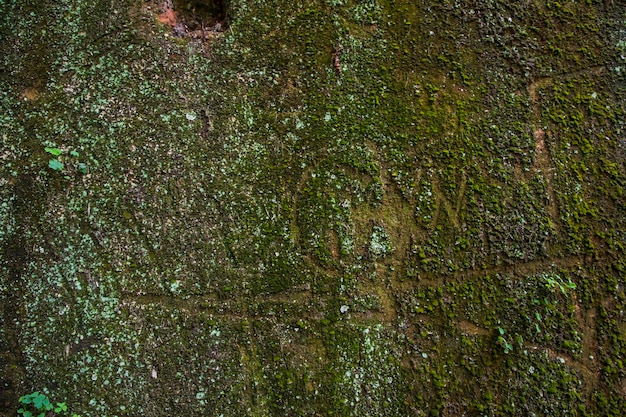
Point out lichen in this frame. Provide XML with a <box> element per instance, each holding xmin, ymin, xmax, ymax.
<box><xmin>1</xmin><ymin>0</ymin><xmax>625</xmax><ymax>416</ymax></box>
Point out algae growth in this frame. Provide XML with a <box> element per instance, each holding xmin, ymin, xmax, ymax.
<box><xmin>1</xmin><ymin>0</ymin><xmax>625</xmax><ymax>415</ymax></box>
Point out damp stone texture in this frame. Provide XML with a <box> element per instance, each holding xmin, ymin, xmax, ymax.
<box><xmin>1</xmin><ymin>0</ymin><xmax>626</xmax><ymax>416</ymax></box>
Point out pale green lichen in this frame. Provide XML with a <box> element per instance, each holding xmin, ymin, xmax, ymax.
<box><xmin>1</xmin><ymin>0</ymin><xmax>625</xmax><ymax>415</ymax></box>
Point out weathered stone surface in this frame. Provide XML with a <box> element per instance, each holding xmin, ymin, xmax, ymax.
<box><xmin>1</xmin><ymin>0</ymin><xmax>625</xmax><ymax>415</ymax></box>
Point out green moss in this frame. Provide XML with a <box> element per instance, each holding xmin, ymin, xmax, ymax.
<box><xmin>1</xmin><ymin>0</ymin><xmax>626</xmax><ymax>415</ymax></box>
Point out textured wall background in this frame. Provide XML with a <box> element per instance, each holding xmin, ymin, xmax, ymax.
<box><xmin>1</xmin><ymin>0</ymin><xmax>625</xmax><ymax>415</ymax></box>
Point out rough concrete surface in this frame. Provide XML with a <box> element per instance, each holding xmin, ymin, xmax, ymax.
<box><xmin>1</xmin><ymin>0</ymin><xmax>625</xmax><ymax>415</ymax></box>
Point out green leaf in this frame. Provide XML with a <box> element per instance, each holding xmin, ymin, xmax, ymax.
<box><xmin>23</xmin><ymin>411</ymin><xmax>33</xmax><ymax>417</ymax></box>
<box><xmin>33</xmin><ymin>394</ymin><xmax>44</xmax><ymax>409</ymax></box>
<box><xmin>70</xmin><ymin>150</ymin><xmax>79</xmax><ymax>157</ymax></box>
<box><xmin>49</xmin><ymin>159</ymin><xmax>64</xmax><ymax>171</ymax></box>
<box><xmin>78</xmin><ymin>162</ymin><xmax>88</xmax><ymax>174</ymax></box>
<box><xmin>55</xmin><ymin>402</ymin><xmax>68</xmax><ymax>412</ymax></box>
<box><xmin>43</xmin><ymin>397</ymin><xmax>53</xmax><ymax>410</ymax></box>
<box><xmin>45</xmin><ymin>147</ymin><xmax>62</xmax><ymax>156</ymax></box>
<box><xmin>20</xmin><ymin>392</ymin><xmax>37</xmax><ymax>404</ymax></box>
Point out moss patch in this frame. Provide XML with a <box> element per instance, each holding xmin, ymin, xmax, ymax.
<box><xmin>1</xmin><ymin>0</ymin><xmax>625</xmax><ymax>415</ymax></box>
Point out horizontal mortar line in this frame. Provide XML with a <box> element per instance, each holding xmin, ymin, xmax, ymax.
<box><xmin>115</xmin><ymin>251</ymin><xmax>616</xmax><ymax>316</ymax></box>
<box><xmin>119</xmin><ymin>288</ymin><xmax>319</xmax><ymax>310</ymax></box>
<box><xmin>527</xmin><ymin>65</ymin><xmax>607</xmax><ymax>101</ymax></box>
<box><xmin>480</xmin><ymin>251</ymin><xmax>612</xmax><ymax>278</ymax></box>
<box><xmin>392</xmin><ymin>250</ymin><xmax>614</xmax><ymax>291</ymax></box>
<box><xmin>529</xmin><ymin>65</ymin><xmax>607</xmax><ymax>88</ymax></box>
<box><xmin>523</xmin><ymin>343</ymin><xmax>599</xmax><ymax>381</ymax></box>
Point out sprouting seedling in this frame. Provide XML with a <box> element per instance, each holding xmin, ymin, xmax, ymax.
<box><xmin>48</xmin><ymin>159</ymin><xmax>65</xmax><ymax>171</ymax></box>
<box><xmin>44</xmin><ymin>147</ymin><xmax>87</xmax><ymax>174</ymax></box>
<box><xmin>497</xmin><ymin>327</ymin><xmax>513</xmax><ymax>354</ymax></box>
<box><xmin>70</xmin><ymin>150</ymin><xmax>88</xmax><ymax>173</ymax></box>
<box><xmin>18</xmin><ymin>391</ymin><xmax>81</xmax><ymax>417</ymax></box>
<box><xmin>45</xmin><ymin>147</ymin><xmax>62</xmax><ymax>156</ymax></box>
<box><xmin>45</xmin><ymin>147</ymin><xmax>65</xmax><ymax>171</ymax></box>
<box><xmin>542</xmin><ymin>274</ymin><xmax>576</xmax><ymax>294</ymax></box>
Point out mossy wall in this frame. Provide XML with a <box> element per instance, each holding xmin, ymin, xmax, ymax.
<box><xmin>1</xmin><ymin>0</ymin><xmax>625</xmax><ymax>415</ymax></box>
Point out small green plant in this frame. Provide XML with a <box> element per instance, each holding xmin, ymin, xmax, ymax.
<box><xmin>48</xmin><ymin>159</ymin><xmax>65</xmax><ymax>171</ymax></box>
<box><xmin>18</xmin><ymin>391</ymin><xmax>80</xmax><ymax>417</ymax></box>
<box><xmin>542</xmin><ymin>273</ymin><xmax>576</xmax><ymax>294</ymax></box>
<box><xmin>44</xmin><ymin>147</ymin><xmax>88</xmax><ymax>174</ymax></box>
<box><xmin>45</xmin><ymin>147</ymin><xmax>65</xmax><ymax>171</ymax></box>
<box><xmin>497</xmin><ymin>327</ymin><xmax>513</xmax><ymax>354</ymax></box>
<box><xmin>44</xmin><ymin>147</ymin><xmax>62</xmax><ymax>156</ymax></box>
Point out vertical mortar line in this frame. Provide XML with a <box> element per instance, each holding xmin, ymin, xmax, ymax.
<box><xmin>528</xmin><ymin>77</ymin><xmax>562</xmax><ymax>237</ymax></box>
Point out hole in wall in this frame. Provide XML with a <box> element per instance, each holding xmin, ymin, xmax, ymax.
<box><xmin>158</xmin><ymin>0</ymin><xmax>230</xmax><ymax>40</ymax></box>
